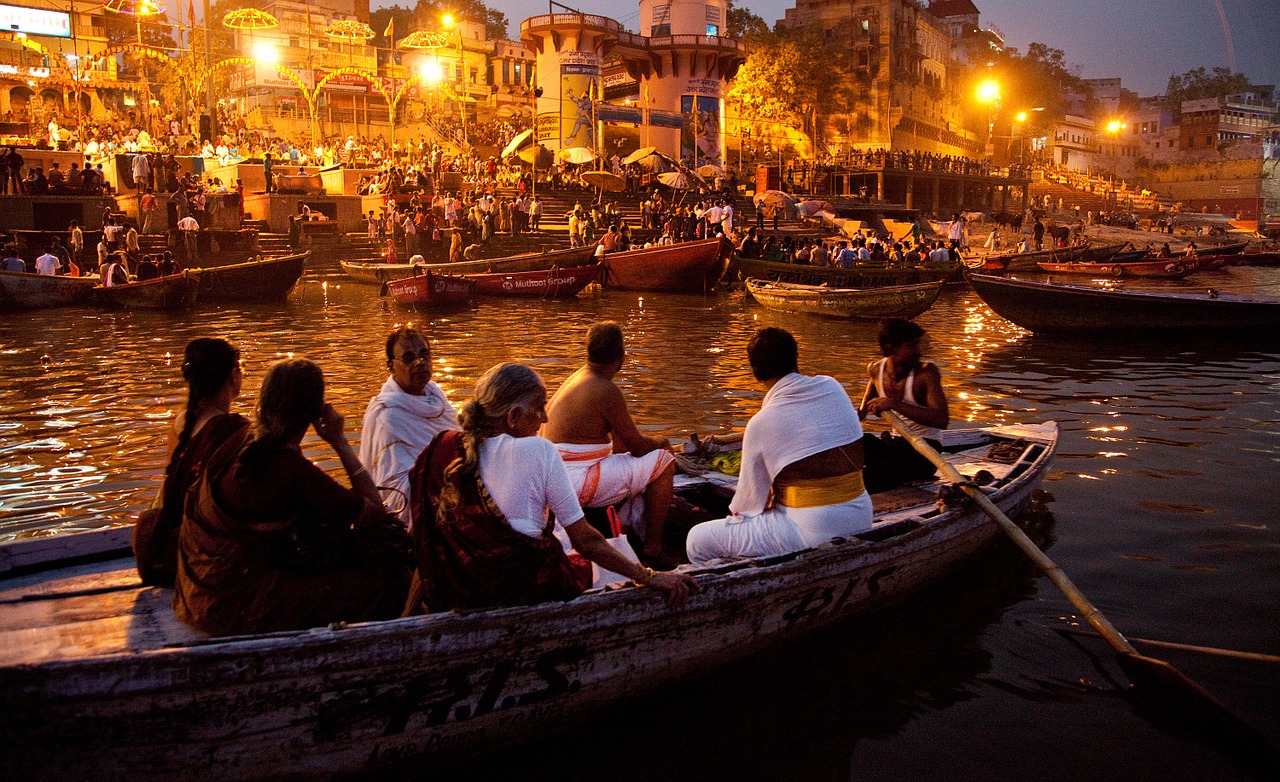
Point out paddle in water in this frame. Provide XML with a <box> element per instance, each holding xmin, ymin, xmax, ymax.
<box><xmin>882</xmin><ymin>411</ymin><xmax>1280</xmax><ymax>777</ymax></box>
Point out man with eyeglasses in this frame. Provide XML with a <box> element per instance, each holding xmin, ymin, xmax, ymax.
<box><xmin>359</xmin><ymin>325</ymin><xmax>459</xmax><ymax>525</ymax></box>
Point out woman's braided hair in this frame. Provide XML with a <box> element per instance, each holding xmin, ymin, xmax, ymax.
<box><xmin>234</xmin><ymin>358</ymin><xmax>325</xmax><ymax>482</ymax></box>
<box><xmin>449</xmin><ymin>363</ymin><xmax>544</xmax><ymax>481</ymax></box>
<box><xmin>166</xmin><ymin>338</ymin><xmax>238</xmax><ymax>477</ymax></box>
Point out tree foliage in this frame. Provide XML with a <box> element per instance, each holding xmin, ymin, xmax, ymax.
<box><xmin>966</xmin><ymin>42</ymin><xmax>1087</xmax><ymax>137</ymax></box>
<box><xmin>1164</xmin><ymin>67</ymin><xmax>1252</xmax><ymax>117</ymax></box>
<box><xmin>724</xmin><ymin>0</ymin><xmax>768</xmax><ymax>40</ymax></box>
<box><xmin>411</xmin><ymin>0</ymin><xmax>509</xmax><ymax>42</ymax></box>
<box><xmin>727</xmin><ymin>26</ymin><xmax>831</xmax><ymax>151</ymax></box>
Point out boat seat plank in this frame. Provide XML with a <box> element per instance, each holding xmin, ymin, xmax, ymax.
<box><xmin>0</xmin><ymin>557</ymin><xmax>141</xmax><ymax>603</ymax></box>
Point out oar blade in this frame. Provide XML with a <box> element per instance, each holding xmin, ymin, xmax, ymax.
<box><xmin>1119</xmin><ymin>652</ymin><xmax>1280</xmax><ymax>776</ymax></box>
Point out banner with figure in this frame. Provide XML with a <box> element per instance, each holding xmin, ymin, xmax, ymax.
<box><xmin>559</xmin><ymin>51</ymin><xmax>600</xmax><ymax>149</ymax></box>
<box><xmin>680</xmin><ymin>94</ymin><xmax>723</xmax><ymax>166</ymax></box>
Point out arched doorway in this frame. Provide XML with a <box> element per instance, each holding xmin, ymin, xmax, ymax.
<box><xmin>8</xmin><ymin>85</ymin><xmax>34</xmax><ymax>121</ymax></box>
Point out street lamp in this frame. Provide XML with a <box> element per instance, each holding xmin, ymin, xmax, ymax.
<box><xmin>975</xmin><ymin>79</ymin><xmax>1000</xmax><ymax>159</ymax></box>
<box><xmin>440</xmin><ymin>13</ymin><xmax>467</xmax><ymax>146</ymax></box>
<box><xmin>1105</xmin><ymin>118</ymin><xmax>1127</xmax><ymax>192</ymax></box>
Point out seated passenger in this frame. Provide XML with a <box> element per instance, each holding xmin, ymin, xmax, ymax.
<box><xmin>359</xmin><ymin>325</ymin><xmax>459</xmax><ymax>525</ymax></box>
<box><xmin>404</xmin><ymin>363</ymin><xmax>695</xmax><ymax>614</ymax></box>
<box><xmin>174</xmin><ymin>358</ymin><xmax>411</xmax><ymax>636</ymax></box>
<box><xmin>134</xmin><ymin>338</ymin><xmax>248</xmax><ymax>586</ymax></box>
<box><xmin>543</xmin><ymin>322</ymin><xmax>676</xmax><ymax>564</ymax></box>
<box><xmin>686</xmin><ymin>328</ymin><xmax>873</xmax><ymax>565</ymax></box>
<box><xmin>858</xmin><ymin>319</ymin><xmax>949</xmax><ymax>493</ymax></box>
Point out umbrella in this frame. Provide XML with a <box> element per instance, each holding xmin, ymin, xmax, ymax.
<box><xmin>754</xmin><ymin>190</ymin><xmax>797</xmax><ymax>209</ymax></box>
<box><xmin>622</xmin><ymin>147</ymin><xmax>657</xmax><ymax>165</ymax></box>
<box><xmin>397</xmin><ymin>30</ymin><xmax>452</xmax><ymax>49</ymax></box>
<box><xmin>557</xmin><ymin>147</ymin><xmax>596</xmax><ymax>165</ymax></box>
<box><xmin>221</xmin><ymin>8</ymin><xmax>278</xmax><ymax>29</ymax></box>
<box><xmin>324</xmin><ymin>19</ymin><xmax>376</xmax><ymax>42</ymax></box>
<box><xmin>501</xmin><ymin>129</ymin><xmax>534</xmax><ymax>159</ymax></box>
<box><xmin>696</xmin><ymin>163</ymin><xmax>726</xmax><ymax>179</ymax></box>
<box><xmin>496</xmin><ymin>104</ymin><xmax>530</xmax><ymax>118</ymax></box>
<box><xmin>635</xmin><ymin>152</ymin><xmax>677</xmax><ymax>174</ymax></box>
<box><xmin>658</xmin><ymin>171</ymin><xmax>691</xmax><ymax>190</ymax></box>
<box><xmin>581</xmin><ymin>170</ymin><xmax>627</xmax><ymax>193</ymax></box>
<box><xmin>517</xmin><ymin>144</ymin><xmax>554</xmax><ymax>167</ymax></box>
<box><xmin>798</xmin><ymin>199</ymin><xmax>835</xmax><ymax>216</ymax></box>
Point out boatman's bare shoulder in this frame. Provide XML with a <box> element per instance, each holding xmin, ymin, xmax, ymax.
<box><xmin>544</xmin><ymin>366</ymin><xmax>624</xmax><ymax>444</ymax></box>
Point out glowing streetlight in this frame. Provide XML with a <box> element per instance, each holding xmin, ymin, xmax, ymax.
<box><xmin>1106</xmin><ymin>119</ymin><xmax>1127</xmax><ymax>134</ymax></box>
<box><xmin>441</xmin><ymin>13</ymin><xmax>455</xmax><ymax>28</ymax></box>
<box><xmin>1015</xmin><ymin>111</ymin><xmax>1028</xmax><ymax>123</ymax></box>
<box><xmin>976</xmin><ymin>79</ymin><xmax>1001</xmax><ymax>104</ymax></box>
<box><xmin>418</xmin><ymin>59</ymin><xmax>444</xmax><ymax>84</ymax></box>
<box><xmin>253</xmin><ymin>42</ymin><xmax>279</xmax><ymax>65</ymax></box>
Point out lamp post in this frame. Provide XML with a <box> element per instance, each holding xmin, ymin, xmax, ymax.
<box><xmin>441</xmin><ymin>13</ymin><xmax>467</xmax><ymax>147</ymax></box>
<box><xmin>1105</xmin><ymin>118</ymin><xmax>1127</xmax><ymax>207</ymax></box>
<box><xmin>976</xmin><ymin>78</ymin><xmax>1000</xmax><ymax>160</ymax></box>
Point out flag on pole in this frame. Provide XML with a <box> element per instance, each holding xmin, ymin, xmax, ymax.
<box><xmin>305</xmin><ymin>5</ymin><xmax>313</xmax><ymax>34</ymax></box>
<box><xmin>188</xmin><ymin>0</ymin><xmax>195</xmax><ymax>40</ymax></box>
<box><xmin>383</xmin><ymin>17</ymin><xmax>394</xmax><ymax>39</ymax></box>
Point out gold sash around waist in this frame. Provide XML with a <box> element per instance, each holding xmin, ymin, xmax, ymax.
<box><xmin>774</xmin><ymin>471</ymin><xmax>865</xmax><ymax>508</ymax></box>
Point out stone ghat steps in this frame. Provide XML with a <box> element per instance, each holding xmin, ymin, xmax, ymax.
<box><xmin>1028</xmin><ymin>180</ymin><xmax>1112</xmax><ymax>216</ymax></box>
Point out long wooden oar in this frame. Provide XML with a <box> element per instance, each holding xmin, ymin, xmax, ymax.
<box><xmin>882</xmin><ymin>412</ymin><xmax>1279</xmax><ymax>769</ymax></box>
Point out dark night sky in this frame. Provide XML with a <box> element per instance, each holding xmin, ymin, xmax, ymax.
<box><xmin>405</xmin><ymin>0</ymin><xmax>1280</xmax><ymax>98</ymax></box>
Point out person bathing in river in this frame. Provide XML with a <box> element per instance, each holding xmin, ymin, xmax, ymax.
<box><xmin>174</xmin><ymin>358</ymin><xmax>411</xmax><ymax>636</ymax></box>
<box><xmin>403</xmin><ymin>363</ymin><xmax>695</xmax><ymax>614</ymax></box>
<box><xmin>133</xmin><ymin>339</ymin><xmax>249</xmax><ymax>586</ymax></box>
<box><xmin>858</xmin><ymin>319</ymin><xmax>949</xmax><ymax>493</ymax></box>
<box><xmin>686</xmin><ymin>327</ymin><xmax>873</xmax><ymax>565</ymax></box>
<box><xmin>359</xmin><ymin>325</ymin><xmax>459</xmax><ymax>526</ymax></box>
<box><xmin>543</xmin><ymin>322</ymin><xmax>677</xmax><ymax>567</ymax></box>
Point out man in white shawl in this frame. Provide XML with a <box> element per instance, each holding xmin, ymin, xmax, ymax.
<box><xmin>360</xmin><ymin>326</ymin><xmax>459</xmax><ymax>525</ymax></box>
<box><xmin>686</xmin><ymin>327</ymin><xmax>873</xmax><ymax>565</ymax></box>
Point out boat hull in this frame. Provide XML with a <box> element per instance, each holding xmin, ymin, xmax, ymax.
<box><xmin>465</xmin><ymin>263</ymin><xmax>600</xmax><ymax>298</ymax></box>
<box><xmin>0</xmin><ymin>424</ymin><xmax>1056</xmax><ymax>781</ymax></box>
<box><xmin>746</xmin><ymin>279</ymin><xmax>944</xmax><ymax>320</ymax></box>
<box><xmin>0</xmin><ymin>270</ymin><xmax>98</xmax><ymax>309</ymax></box>
<box><xmin>973</xmin><ymin>245</ymin><xmax>1090</xmax><ymax>271</ymax></box>
<box><xmin>385</xmin><ymin>270</ymin><xmax>477</xmax><ymax>307</ymax></box>
<box><xmin>600</xmin><ymin>238</ymin><xmax>729</xmax><ymax>292</ymax></box>
<box><xmin>1036</xmin><ymin>259</ymin><xmax>1193</xmax><ymax>279</ymax></box>
<box><xmin>94</xmin><ymin>273</ymin><xmax>201</xmax><ymax>310</ymax></box>
<box><xmin>192</xmin><ymin>252</ymin><xmax>308</xmax><ymax>302</ymax></box>
<box><xmin>969</xmin><ymin>273</ymin><xmax>1280</xmax><ymax>333</ymax></box>
<box><xmin>734</xmin><ymin>256</ymin><xmax>962</xmax><ymax>288</ymax></box>
<box><xmin>341</xmin><ymin>247</ymin><xmax>597</xmax><ymax>285</ymax></box>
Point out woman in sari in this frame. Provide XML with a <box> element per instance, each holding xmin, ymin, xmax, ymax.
<box><xmin>133</xmin><ymin>338</ymin><xmax>248</xmax><ymax>586</ymax></box>
<box><xmin>405</xmin><ymin>363</ymin><xmax>696</xmax><ymax>614</ymax></box>
<box><xmin>175</xmin><ymin>358</ymin><xmax>410</xmax><ymax>636</ymax></box>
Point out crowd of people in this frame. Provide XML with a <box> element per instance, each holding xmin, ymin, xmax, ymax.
<box><xmin>136</xmin><ymin>317</ymin><xmax>948</xmax><ymax>637</ymax></box>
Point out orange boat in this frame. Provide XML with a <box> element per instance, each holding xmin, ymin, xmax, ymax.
<box><xmin>599</xmin><ymin>237</ymin><xmax>730</xmax><ymax>292</ymax></box>
<box><xmin>1036</xmin><ymin>259</ymin><xmax>1195</xmax><ymax>279</ymax></box>
<box><xmin>463</xmin><ymin>262</ymin><xmax>600</xmax><ymax>298</ymax></box>
<box><xmin>384</xmin><ymin>270</ymin><xmax>476</xmax><ymax>308</ymax></box>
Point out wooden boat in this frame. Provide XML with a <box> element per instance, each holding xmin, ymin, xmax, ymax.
<box><xmin>0</xmin><ymin>269</ymin><xmax>98</xmax><ymax>309</ymax></box>
<box><xmin>384</xmin><ymin>269</ymin><xmax>477</xmax><ymax>307</ymax></box>
<box><xmin>969</xmin><ymin>273</ymin><xmax>1280</xmax><ymax>334</ymax></box>
<box><xmin>746</xmin><ymin>278</ymin><xmax>944</xmax><ymax>320</ymax></box>
<box><xmin>1036</xmin><ymin>259</ymin><xmax>1194</xmax><ymax>279</ymax></box>
<box><xmin>970</xmin><ymin>244</ymin><xmax>1090</xmax><ymax>272</ymax></box>
<box><xmin>1233</xmin><ymin>250</ymin><xmax>1280</xmax><ymax>267</ymax></box>
<box><xmin>734</xmin><ymin>255</ymin><xmax>963</xmax><ymax>289</ymax></box>
<box><xmin>190</xmin><ymin>252</ymin><xmax>308</xmax><ymax>302</ymax></box>
<box><xmin>0</xmin><ymin>421</ymin><xmax>1058</xmax><ymax>781</ymax></box>
<box><xmin>463</xmin><ymin>262</ymin><xmax>600</xmax><ymax>298</ymax></box>
<box><xmin>1075</xmin><ymin>242</ymin><xmax>1129</xmax><ymax>263</ymax></box>
<box><xmin>93</xmin><ymin>272</ymin><xmax>201</xmax><ymax>310</ymax></box>
<box><xmin>599</xmin><ymin>237</ymin><xmax>730</xmax><ymax>292</ymax></box>
<box><xmin>341</xmin><ymin>247</ymin><xmax>597</xmax><ymax>285</ymax></box>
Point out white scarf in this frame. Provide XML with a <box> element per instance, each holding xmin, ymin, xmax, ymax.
<box><xmin>359</xmin><ymin>376</ymin><xmax>459</xmax><ymax>523</ymax></box>
<box><xmin>729</xmin><ymin>373</ymin><xmax>862</xmax><ymax>517</ymax></box>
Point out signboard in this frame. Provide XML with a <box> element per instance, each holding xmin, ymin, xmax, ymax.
<box><xmin>559</xmin><ymin>50</ymin><xmax>599</xmax><ymax>148</ymax></box>
<box><xmin>536</xmin><ymin>111</ymin><xmax>558</xmax><ymax>143</ymax></box>
<box><xmin>0</xmin><ymin>4</ymin><xmax>70</xmax><ymax>37</ymax></box>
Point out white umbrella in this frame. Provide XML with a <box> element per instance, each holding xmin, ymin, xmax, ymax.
<box><xmin>556</xmin><ymin>147</ymin><xmax>596</xmax><ymax>165</ymax></box>
<box><xmin>696</xmin><ymin>163</ymin><xmax>726</xmax><ymax>179</ymax></box>
<box><xmin>501</xmin><ymin>129</ymin><xmax>534</xmax><ymax>160</ymax></box>
<box><xmin>658</xmin><ymin>171</ymin><xmax>691</xmax><ymax>190</ymax></box>
<box><xmin>622</xmin><ymin>146</ymin><xmax>657</xmax><ymax>165</ymax></box>
<box><xmin>753</xmin><ymin>190</ymin><xmax>797</xmax><ymax>209</ymax></box>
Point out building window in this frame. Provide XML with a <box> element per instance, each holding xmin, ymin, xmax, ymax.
<box><xmin>651</xmin><ymin>23</ymin><xmax>670</xmax><ymax>36</ymax></box>
<box><xmin>861</xmin><ymin>19</ymin><xmax>870</xmax><ymax>32</ymax></box>
<box><xmin>502</xmin><ymin>60</ymin><xmax>509</xmax><ymax>84</ymax></box>
<box><xmin>706</xmin><ymin>24</ymin><xmax>718</xmax><ymax>35</ymax></box>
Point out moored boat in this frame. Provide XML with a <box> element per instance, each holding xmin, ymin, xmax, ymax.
<box><xmin>970</xmin><ymin>244</ymin><xmax>1090</xmax><ymax>271</ymax></box>
<box><xmin>0</xmin><ymin>270</ymin><xmax>98</xmax><ymax>309</ymax></box>
<box><xmin>191</xmin><ymin>252</ymin><xmax>309</xmax><ymax>302</ymax></box>
<box><xmin>746</xmin><ymin>278</ymin><xmax>944</xmax><ymax>320</ymax></box>
<box><xmin>463</xmin><ymin>262</ymin><xmax>600</xmax><ymax>298</ymax></box>
<box><xmin>734</xmin><ymin>255</ymin><xmax>962</xmax><ymax>289</ymax></box>
<box><xmin>0</xmin><ymin>421</ymin><xmax>1058</xmax><ymax>781</ymax></box>
<box><xmin>1036</xmin><ymin>258</ymin><xmax>1194</xmax><ymax>278</ymax></box>
<box><xmin>341</xmin><ymin>247</ymin><xmax>597</xmax><ymax>285</ymax></box>
<box><xmin>93</xmin><ymin>272</ymin><xmax>201</xmax><ymax>310</ymax></box>
<box><xmin>384</xmin><ymin>269</ymin><xmax>477</xmax><ymax>307</ymax></box>
<box><xmin>599</xmin><ymin>237</ymin><xmax>730</xmax><ymax>292</ymax></box>
<box><xmin>969</xmin><ymin>273</ymin><xmax>1280</xmax><ymax>334</ymax></box>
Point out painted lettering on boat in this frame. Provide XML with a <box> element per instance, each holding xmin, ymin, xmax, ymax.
<box><xmin>363</xmin><ymin>644</ymin><xmax>588</xmax><ymax>737</ymax></box>
<box><xmin>780</xmin><ymin>566</ymin><xmax>898</xmax><ymax>628</ymax></box>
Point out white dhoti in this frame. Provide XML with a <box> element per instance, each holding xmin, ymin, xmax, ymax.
<box><xmin>555</xmin><ymin>442</ymin><xmax>674</xmax><ymax>538</ymax></box>
<box><xmin>685</xmin><ymin>494</ymin><xmax>872</xmax><ymax>566</ymax></box>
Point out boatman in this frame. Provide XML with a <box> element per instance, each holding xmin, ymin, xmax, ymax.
<box><xmin>858</xmin><ymin>318</ymin><xmax>949</xmax><ymax>493</ymax></box>
<box><xmin>686</xmin><ymin>327</ymin><xmax>873</xmax><ymax>565</ymax></box>
<box><xmin>359</xmin><ymin>325</ymin><xmax>459</xmax><ymax>526</ymax></box>
<box><xmin>543</xmin><ymin>321</ymin><xmax>677</xmax><ymax>566</ymax></box>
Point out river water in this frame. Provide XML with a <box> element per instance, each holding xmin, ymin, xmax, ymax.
<box><xmin>2</xmin><ymin>265</ymin><xmax>1278</xmax><ymax>780</ymax></box>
